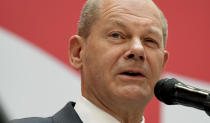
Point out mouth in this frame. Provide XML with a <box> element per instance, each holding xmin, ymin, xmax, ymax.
<box><xmin>119</xmin><ymin>70</ymin><xmax>145</xmax><ymax>77</ymax></box>
<box><xmin>117</xmin><ymin>69</ymin><xmax>147</xmax><ymax>82</ymax></box>
<box><xmin>120</xmin><ymin>72</ymin><xmax>142</xmax><ymax>76</ymax></box>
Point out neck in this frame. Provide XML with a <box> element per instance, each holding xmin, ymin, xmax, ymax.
<box><xmin>116</xmin><ymin>110</ymin><xmax>143</xmax><ymax>123</ymax></box>
<box><xmin>83</xmin><ymin>94</ymin><xmax>145</xmax><ymax>123</ymax></box>
<box><xmin>107</xmin><ymin>102</ymin><xmax>144</xmax><ymax>123</ymax></box>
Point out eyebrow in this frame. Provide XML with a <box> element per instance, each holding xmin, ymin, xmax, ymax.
<box><xmin>108</xmin><ymin>19</ymin><xmax>127</xmax><ymax>29</ymax></box>
<box><xmin>107</xmin><ymin>19</ymin><xmax>162</xmax><ymax>39</ymax></box>
<box><xmin>144</xmin><ymin>27</ymin><xmax>163</xmax><ymax>39</ymax></box>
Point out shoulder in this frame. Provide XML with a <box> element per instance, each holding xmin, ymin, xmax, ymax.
<box><xmin>10</xmin><ymin>102</ymin><xmax>82</xmax><ymax>123</ymax></box>
<box><xmin>10</xmin><ymin>117</ymin><xmax>52</xmax><ymax>123</ymax></box>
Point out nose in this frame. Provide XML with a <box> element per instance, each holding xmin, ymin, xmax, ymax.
<box><xmin>124</xmin><ymin>38</ymin><xmax>145</xmax><ymax>61</ymax></box>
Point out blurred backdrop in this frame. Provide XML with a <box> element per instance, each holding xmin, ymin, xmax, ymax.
<box><xmin>0</xmin><ymin>0</ymin><xmax>210</xmax><ymax>123</ymax></box>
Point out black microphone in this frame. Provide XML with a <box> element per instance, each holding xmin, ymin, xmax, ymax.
<box><xmin>154</xmin><ymin>78</ymin><xmax>210</xmax><ymax>116</ymax></box>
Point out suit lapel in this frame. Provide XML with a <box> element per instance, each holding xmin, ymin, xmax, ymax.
<box><xmin>53</xmin><ymin>102</ymin><xmax>83</xmax><ymax>123</ymax></box>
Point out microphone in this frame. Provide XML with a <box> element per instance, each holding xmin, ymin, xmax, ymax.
<box><xmin>154</xmin><ymin>78</ymin><xmax>210</xmax><ymax>116</ymax></box>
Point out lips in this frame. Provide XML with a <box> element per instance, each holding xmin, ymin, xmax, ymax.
<box><xmin>119</xmin><ymin>69</ymin><xmax>145</xmax><ymax>78</ymax></box>
<box><xmin>120</xmin><ymin>71</ymin><xmax>143</xmax><ymax>77</ymax></box>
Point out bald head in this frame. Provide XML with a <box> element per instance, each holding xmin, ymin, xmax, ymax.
<box><xmin>78</xmin><ymin>0</ymin><xmax>168</xmax><ymax>47</ymax></box>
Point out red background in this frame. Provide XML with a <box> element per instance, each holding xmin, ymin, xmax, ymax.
<box><xmin>1</xmin><ymin>0</ymin><xmax>210</xmax><ymax>122</ymax></box>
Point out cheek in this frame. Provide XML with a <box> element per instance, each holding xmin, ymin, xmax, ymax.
<box><xmin>146</xmin><ymin>50</ymin><xmax>165</xmax><ymax>80</ymax></box>
<box><xmin>84</xmin><ymin>41</ymin><xmax>122</xmax><ymax>79</ymax></box>
<box><xmin>145</xmin><ymin>52</ymin><xmax>165</xmax><ymax>96</ymax></box>
<box><xmin>91</xmin><ymin>43</ymin><xmax>125</xmax><ymax>70</ymax></box>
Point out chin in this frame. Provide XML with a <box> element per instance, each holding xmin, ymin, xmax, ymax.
<box><xmin>114</xmin><ymin>85</ymin><xmax>153</xmax><ymax>103</ymax></box>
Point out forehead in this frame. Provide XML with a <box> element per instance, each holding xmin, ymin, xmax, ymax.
<box><xmin>99</xmin><ymin>0</ymin><xmax>162</xmax><ymax>27</ymax></box>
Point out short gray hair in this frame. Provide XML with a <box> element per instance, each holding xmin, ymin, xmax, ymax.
<box><xmin>78</xmin><ymin>0</ymin><xmax>102</xmax><ymax>39</ymax></box>
<box><xmin>158</xmin><ymin>8</ymin><xmax>168</xmax><ymax>47</ymax></box>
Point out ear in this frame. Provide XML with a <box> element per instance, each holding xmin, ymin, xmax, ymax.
<box><xmin>162</xmin><ymin>50</ymin><xmax>169</xmax><ymax>68</ymax></box>
<box><xmin>68</xmin><ymin>35</ymin><xmax>85</xmax><ymax>70</ymax></box>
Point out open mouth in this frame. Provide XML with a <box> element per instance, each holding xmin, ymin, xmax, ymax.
<box><xmin>120</xmin><ymin>71</ymin><xmax>143</xmax><ymax>77</ymax></box>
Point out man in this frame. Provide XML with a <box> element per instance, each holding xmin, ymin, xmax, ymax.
<box><xmin>12</xmin><ymin>0</ymin><xmax>168</xmax><ymax>122</ymax></box>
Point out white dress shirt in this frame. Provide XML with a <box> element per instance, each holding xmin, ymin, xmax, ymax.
<box><xmin>74</xmin><ymin>96</ymin><xmax>145</xmax><ymax>123</ymax></box>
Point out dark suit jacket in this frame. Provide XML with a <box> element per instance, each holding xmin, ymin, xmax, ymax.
<box><xmin>11</xmin><ymin>102</ymin><xmax>83</xmax><ymax>123</ymax></box>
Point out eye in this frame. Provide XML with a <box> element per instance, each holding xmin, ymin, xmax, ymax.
<box><xmin>144</xmin><ymin>38</ymin><xmax>159</xmax><ymax>48</ymax></box>
<box><xmin>109</xmin><ymin>32</ymin><xmax>125</xmax><ymax>39</ymax></box>
<box><xmin>111</xmin><ymin>32</ymin><xmax>121</xmax><ymax>38</ymax></box>
<box><xmin>145</xmin><ymin>38</ymin><xmax>156</xmax><ymax>43</ymax></box>
<box><xmin>107</xmin><ymin>31</ymin><xmax>127</xmax><ymax>44</ymax></box>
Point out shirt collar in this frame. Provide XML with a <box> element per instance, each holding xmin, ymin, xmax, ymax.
<box><xmin>74</xmin><ymin>96</ymin><xmax>145</xmax><ymax>123</ymax></box>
